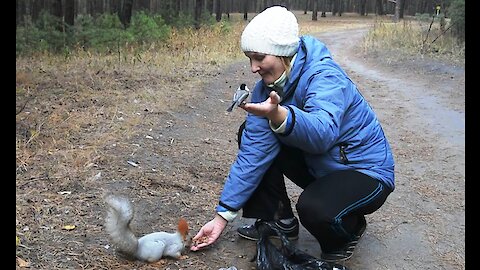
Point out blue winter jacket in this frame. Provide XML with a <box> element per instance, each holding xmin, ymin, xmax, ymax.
<box><xmin>216</xmin><ymin>35</ymin><xmax>395</xmax><ymax>214</ymax></box>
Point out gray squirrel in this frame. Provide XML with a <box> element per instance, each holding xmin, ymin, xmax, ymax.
<box><xmin>104</xmin><ymin>195</ymin><xmax>190</xmax><ymax>262</ymax></box>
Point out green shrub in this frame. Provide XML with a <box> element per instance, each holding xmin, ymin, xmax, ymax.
<box><xmin>414</xmin><ymin>13</ymin><xmax>433</xmax><ymax>22</ymax></box>
<box><xmin>217</xmin><ymin>19</ymin><xmax>233</xmax><ymax>34</ymax></box>
<box><xmin>128</xmin><ymin>11</ymin><xmax>171</xmax><ymax>45</ymax></box>
<box><xmin>16</xmin><ymin>19</ymin><xmax>50</xmax><ymax>55</ymax></box>
<box><xmin>171</xmin><ymin>12</ymin><xmax>196</xmax><ymax>29</ymax></box>
<box><xmin>16</xmin><ymin>11</ymin><xmax>70</xmax><ymax>55</ymax></box>
<box><xmin>200</xmin><ymin>11</ymin><xmax>217</xmax><ymax>27</ymax></box>
<box><xmin>93</xmin><ymin>13</ymin><xmax>133</xmax><ymax>49</ymax></box>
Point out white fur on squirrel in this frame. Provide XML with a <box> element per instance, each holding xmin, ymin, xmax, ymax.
<box><xmin>104</xmin><ymin>195</ymin><xmax>189</xmax><ymax>262</ymax></box>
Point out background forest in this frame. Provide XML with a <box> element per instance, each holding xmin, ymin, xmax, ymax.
<box><xmin>16</xmin><ymin>0</ymin><xmax>465</xmax><ymax>56</ymax></box>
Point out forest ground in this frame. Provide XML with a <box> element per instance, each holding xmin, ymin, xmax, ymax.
<box><xmin>16</xmin><ymin>15</ymin><xmax>465</xmax><ymax>269</ymax></box>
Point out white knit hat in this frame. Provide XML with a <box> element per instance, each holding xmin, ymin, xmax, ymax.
<box><xmin>241</xmin><ymin>6</ymin><xmax>299</xmax><ymax>57</ymax></box>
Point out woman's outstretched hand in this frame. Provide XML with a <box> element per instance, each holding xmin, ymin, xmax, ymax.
<box><xmin>240</xmin><ymin>91</ymin><xmax>288</xmax><ymax>126</ymax></box>
<box><xmin>190</xmin><ymin>214</ymin><xmax>228</xmax><ymax>251</ymax></box>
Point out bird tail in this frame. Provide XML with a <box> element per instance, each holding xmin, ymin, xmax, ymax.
<box><xmin>226</xmin><ymin>101</ymin><xmax>236</xmax><ymax>112</ymax></box>
<box><xmin>104</xmin><ymin>194</ymin><xmax>139</xmax><ymax>258</ymax></box>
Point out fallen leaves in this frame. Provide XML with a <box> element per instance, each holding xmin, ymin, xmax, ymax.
<box><xmin>17</xmin><ymin>257</ymin><xmax>30</xmax><ymax>268</ymax></box>
<box><xmin>62</xmin><ymin>225</ymin><xmax>76</xmax><ymax>231</ymax></box>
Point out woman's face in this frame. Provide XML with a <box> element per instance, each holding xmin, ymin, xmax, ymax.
<box><xmin>244</xmin><ymin>52</ymin><xmax>285</xmax><ymax>85</ymax></box>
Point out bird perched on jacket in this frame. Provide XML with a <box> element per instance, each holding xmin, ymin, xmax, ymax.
<box><xmin>227</xmin><ymin>83</ymin><xmax>250</xmax><ymax>112</ymax></box>
<box><xmin>104</xmin><ymin>194</ymin><xmax>190</xmax><ymax>262</ymax></box>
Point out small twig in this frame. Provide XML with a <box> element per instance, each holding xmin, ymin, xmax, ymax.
<box><xmin>18</xmin><ymin>244</ymin><xmax>33</xmax><ymax>250</ymax></box>
<box><xmin>430</xmin><ymin>23</ymin><xmax>454</xmax><ymax>45</ymax></box>
<box><xmin>109</xmin><ymin>107</ymin><xmax>118</xmax><ymax>127</ymax></box>
<box><xmin>17</xmin><ymin>179</ymin><xmax>37</xmax><ymax>188</ymax></box>
<box><xmin>421</xmin><ymin>15</ymin><xmax>436</xmax><ymax>53</ymax></box>
<box><xmin>16</xmin><ymin>156</ymin><xmax>28</xmax><ymax>172</ymax></box>
<box><xmin>25</xmin><ymin>121</ymin><xmax>45</xmax><ymax>146</ymax></box>
<box><xmin>18</xmin><ymin>175</ymin><xmax>66</xmax><ymax>187</ymax></box>
<box><xmin>16</xmin><ymin>97</ymin><xmax>32</xmax><ymax>115</ymax></box>
<box><xmin>117</xmin><ymin>40</ymin><xmax>121</xmax><ymax>62</ymax></box>
<box><xmin>181</xmin><ymin>199</ymin><xmax>190</xmax><ymax>208</ymax></box>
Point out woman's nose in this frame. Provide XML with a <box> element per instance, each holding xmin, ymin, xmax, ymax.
<box><xmin>250</xmin><ymin>62</ymin><xmax>260</xmax><ymax>73</ymax></box>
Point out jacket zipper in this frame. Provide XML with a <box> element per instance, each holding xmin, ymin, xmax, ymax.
<box><xmin>339</xmin><ymin>144</ymin><xmax>349</xmax><ymax>164</ymax></box>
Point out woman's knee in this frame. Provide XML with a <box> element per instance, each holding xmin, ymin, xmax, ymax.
<box><xmin>296</xmin><ymin>190</ymin><xmax>328</xmax><ymax>222</ymax></box>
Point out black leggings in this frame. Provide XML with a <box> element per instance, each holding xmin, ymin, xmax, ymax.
<box><xmin>237</xmin><ymin>121</ymin><xmax>392</xmax><ymax>252</ymax></box>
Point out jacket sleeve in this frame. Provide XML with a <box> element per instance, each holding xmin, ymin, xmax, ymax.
<box><xmin>217</xmin><ymin>85</ymin><xmax>281</xmax><ymax>213</ymax></box>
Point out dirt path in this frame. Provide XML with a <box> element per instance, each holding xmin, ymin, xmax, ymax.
<box><xmin>178</xmin><ymin>27</ymin><xmax>465</xmax><ymax>269</ymax></box>
<box><xmin>310</xmin><ymin>28</ymin><xmax>465</xmax><ymax>269</ymax></box>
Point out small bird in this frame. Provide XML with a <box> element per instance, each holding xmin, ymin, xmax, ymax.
<box><xmin>104</xmin><ymin>194</ymin><xmax>190</xmax><ymax>262</ymax></box>
<box><xmin>226</xmin><ymin>83</ymin><xmax>250</xmax><ymax>112</ymax></box>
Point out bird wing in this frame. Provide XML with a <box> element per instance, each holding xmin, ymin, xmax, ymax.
<box><xmin>226</xmin><ymin>84</ymin><xmax>250</xmax><ymax>112</ymax></box>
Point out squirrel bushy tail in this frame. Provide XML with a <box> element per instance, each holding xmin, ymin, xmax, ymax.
<box><xmin>104</xmin><ymin>195</ymin><xmax>139</xmax><ymax>258</ymax></box>
<box><xmin>177</xmin><ymin>218</ymin><xmax>189</xmax><ymax>242</ymax></box>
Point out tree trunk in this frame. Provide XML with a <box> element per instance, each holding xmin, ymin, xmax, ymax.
<box><xmin>215</xmin><ymin>0</ymin><xmax>222</xmax><ymax>21</ymax></box>
<box><xmin>394</xmin><ymin>0</ymin><xmax>402</xmax><ymax>22</ymax></box>
<box><xmin>332</xmin><ymin>0</ymin><xmax>338</xmax><ymax>16</ymax></box>
<box><xmin>16</xmin><ymin>0</ymin><xmax>23</xmax><ymax>27</ymax></box>
<box><xmin>399</xmin><ymin>0</ymin><xmax>406</xmax><ymax>18</ymax></box>
<box><xmin>312</xmin><ymin>0</ymin><xmax>318</xmax><ymax>20</ymax></box>
<box><xmin>77</xmin><ymin>0</ymin><xmax>87</xmax><ymax>15</ymax></box>
<box><xmin>227</xmin><ymin>0</ymin><xmax>232</xmax><ymax>19</ymax></box>
<box><xmin>174</xmin><ymin>0</ymin><xmax>180</xmax><ymax>17</ymax></box>
<box><xmin>194</xmin><ymin>0</ymin><xmax>204</xmax><ymax>29</ymax></box>
<box><xmin>52</xmin><ymin>0</ymin><xmax>63</xmax><ymax>32</ymax></box>
<box><xmin>119</xmin><ymin>0</ymin><xmax>133</xmax><ymax>29</ymax></box>
<box><xmin>359</xmin><ymin>0</ymin><xmax>367</xmax><ymax>15</ymax></box>
<box><xmin>243</xmin><ymin>0</ymin><xmax>249</xmax><ymax>20</ymax></box>
<box><xmin>64</xmin><ymin>0</ymin><xmax>75</xmax><ymax>27</ymax></box>
<box><xmin>321</xmin><ymin>0</ymin><xmax>327</xmax><ymax>17</ymax></box>
<box><xmin>31</xmin><ymin>0</ymin><xmax>43</xmax><ymax>22</ymax></box>
<box><xmin>207</xmin><ymin>0</ymin><xmax>213</xmax><ymax>15</ymax></box>
<box><xmin>375</xmin><ymin>0</ymin><xmax>384</xmax><ymax>15</ymax></box>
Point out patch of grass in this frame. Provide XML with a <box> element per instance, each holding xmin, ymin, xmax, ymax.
<box><xmin>362</xmin><ymin>16</ymin><xmax>464</xmax><ymax>65</ymax></box>
<box><xmin>15</xmin><ymin>17</ymin><xmax>246</xmax><ymax>181</ymax></box>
